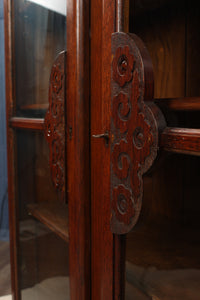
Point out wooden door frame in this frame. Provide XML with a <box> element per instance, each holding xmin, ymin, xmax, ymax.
<box><xmin>4</xmin><ymin>0</ymin><xmax>19</xmax><ymax>298</ymax></box>
<box><xmin>90</xmin><ymin>1</ymin><xmax>129</xmax><ymax>299</ymax></box>
<box><xmin>4</xmin><ymin>0</ymin><xmax>91</xmax><ymax>299</ymax></box>
<box><xmin>66</xmin><ymin>0</ymin><xmax>90</xmax><ymax>299</ymax></box>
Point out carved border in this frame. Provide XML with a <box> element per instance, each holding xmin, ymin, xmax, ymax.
<box><xmin>44</xmin><ymin>51</ymin><xmax>66</xmax><ymax>203</ymax></box>
<box><xmin>110</xmin><ymin>33</ymin><xmax>164</xmax><ymax>234</ymax></box>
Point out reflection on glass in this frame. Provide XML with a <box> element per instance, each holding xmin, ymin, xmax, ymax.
<box><xmin>17</xmin><ymin>131</ymin><xmax>69</xmax><ymax>299</ymax></box>
<box><xmin>126</xmin><ymin>1</ymin><xmax>200</xmax><ymax>297</ymax></box>
<box><xmin>14</xmin><ymin>0</ymin><xmax>66</xmax><ymax>117</ymax></box>
<box><xmin>125</xmin><ymin>155</ymin><xmax>200</xmax><ymax>300</ymax></box>
<box><xmin>27</xmin><ymin>0</ymin><xmax>66</xmax><ymax>16</ymax></box>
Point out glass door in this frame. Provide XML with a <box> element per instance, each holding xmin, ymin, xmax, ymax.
<box><xmin>90</xmin><ymin>1</ymin><xmax>200</xmax><ymax>299</ymax></box>
<box><xmin>125</xmin><ymin>1</ymin><xmax>200</xmax><ymax>299</ymax></box>
<box><xmin>7</xmin><ymin>1</ymin><xmax>68</xmax><ymax>298</ymax></box>
<box><xmin>4</xmin><ymin>0</ymin><xmax>90</xmax><ymax>299</ymax></box>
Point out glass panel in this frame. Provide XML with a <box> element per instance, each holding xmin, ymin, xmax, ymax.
<box><xmin>129</xmin><ymin>0</ymin><xmax>200</xmax><ymax>129</ymax></box>
<box><xmin>125</xmin><ymin>155</ymin><xmax>200</xmax><ymax>300</ymax></box>
<box><xmin>125</xmin><ymin>1</ymin><xmax>200</xmax><ymax>299</ymax></box>
<box><xmin>13</xmin><ymin>0</ymin><xmax>66</xmax><ymax>118</ymax></box>
<box><xmin>16</xmin><ymin>130</ymin><xmax>69</xmax><ymax>299</ymax></box>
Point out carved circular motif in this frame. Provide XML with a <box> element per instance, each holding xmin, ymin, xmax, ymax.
<box><xmin>118</xmin><ymin>55</ymin><xmax>128</xmax><ymax>75</ymax></box>
<box><xmin>117</xmin><ymin>193</ymin><xmax>128</xmax><ymax>214</ymax></box>
<box><xmin>51</xmin><ymin>65</ymin><xmax>63</xmax><ymax>94</ymax></box>
<box><xmin>112</xmin><ymin>46</ymin><xmax>135</xmax><ymax>87</ymax></box>
<box><xmin>133</xmin><ymin>127</ymin><xmax>145</xmax><ymax>149</ymax></box>
<box><xmin>112</xmin><ymin>185</ymin><xmax>135</xmax><ymax>225</ymax></box>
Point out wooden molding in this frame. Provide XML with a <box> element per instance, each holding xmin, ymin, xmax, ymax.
<box><xmin>10</xmin><ymin>117</ymin><xmax>44</xmax><ymax>130</ymax></box>
<box><xmin>161</xmin><ymin>127</ymin><xmax>200</xmax><ymax>156</ymax></box>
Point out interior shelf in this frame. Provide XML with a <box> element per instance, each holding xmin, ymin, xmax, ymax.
<box><xmin>126</xmin><ymin>220</ymin><xmax>200</xmax><ymax>269</ymax></box>
<box><xmin>27</xmin><ymin>202</ymin><xmax>69</xmax><ymax>242</ymax></box>
<box><xmin>126</xmin><ymin>221</ymin><xmax>200</xmax><ymax>299</ymax></box>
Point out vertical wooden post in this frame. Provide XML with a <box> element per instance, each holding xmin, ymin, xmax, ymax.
<box><xmin>114</xmin><ymin>2</ymin><xmax>129</xmax><ymax>299</ymax></box>
<box><xmin>116</xmin><ymin>0</ymin><xmax>130</xmax><ymax>32</ymax></box>
<box><xmin>4</xmin><ymin>0</ymin><xmax>20</xmax><ymax>298</ymax></box>
<box><xmin>90</xmin><ymin>0</ymin><xmax>116</xmax><ymax>298</ymax></box>
<box><xmin>91</xmin><ymin>1</ymin><xmax>129</xmax><ymax>299</ymax></box>
<box><xmin>66</xmin><ymin>0</ymin><xmax>90</xmax><ymax>299</ymax></box>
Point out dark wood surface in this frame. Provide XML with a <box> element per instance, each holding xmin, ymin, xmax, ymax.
<box><xmin>116</xmin><ymin>0</ymin><xmax>129</xmax><ymax>32</ymax></box>
<box><xmin>27</xmin><ymin>202</ymin><xmax>69</xmax><ymax>242</ymax></box>
<box><xmin>44</xmin><ymin>51</ymin><xmax>66</xmax><ymax>202</ymax></box>
<box><xmin>91</xmin><ymin>0</ymin><xmax>116</xmax><ymax>299</ymax></box>
<box><xmin>4</xmin><ymin>0</ymin><xmax>200</xmax><ymax>299</ymax></box>
<box><xmin>5</xmin><ymin>0</ymin><xmax>90</xmax><ymax>299</ymax></box>
<box><xmin>130</xmin><ymin>0</ymin><xmax>186</xmax><ymax>99</ymax></box>
<box><xmin>19</xmin><ymin>222</ymin><xmax>69</xmax><ymax>290</ymax></box>
<box><xmin>186</xmin><ymin>0</ymin><xmax>200</xmax><ymax>97</ymax></box>
<box><xmin>66</xmin><ymin>0</ymin><xmax>90</xmax><ymax>299</ymax></box>
<box><xmin>110</xmin><ymin>32</ymin><xmax>164</xmax><ymax>234</ymax></box>
<box><xmin>126</xmin><ymin>2</ymin><xmax>200</xmax><ymax>300</ymax></box>
<box><xmin>114</xmin><ymin>235</ymin><xmax>126</xmax><ymax>300</ymax></box>
<box><xmin>155</xmin><ymin>97</ymin><xmax>200</xmax><ymax>111</ymax></box>
<box><xmin>19</xmin><ymin>104</ymin><xmax>48</xmax><ymax>110</ymax></box>
<box><xmin>10</xmin><ymin>117</ymin><xmax>44</xmax><ymax>131</ymax></box>
<box><xmin>126</xmin><ymin>220</ymin><xmax>200</xmax><ymax>270</ymax></box>
<box><xmin>160</xmin><ymin>127</ymin><xmax>200</xmax><ymax>155</ymax></box>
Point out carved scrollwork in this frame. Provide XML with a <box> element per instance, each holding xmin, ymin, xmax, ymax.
<box><xmin>111</xmin><ymin>33</ymin><xmax>165</xmax><ymax>234</ymax></box>
<box><xmin>44</xmin><ymin>51</ymin><xmax>66</xmax><ymax>203</ymax></box>
<box><xmin>112</xmin><ymin>45</ymin><xmax>135</xmax><ymax>87</ymax></box>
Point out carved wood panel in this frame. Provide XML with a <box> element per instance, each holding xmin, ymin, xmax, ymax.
<box><xmin>111</xmin><ymin>33</ymin><xmax>165</xmax><ymax>234</ymax></box>
<box><xmin>44</xmin><ymin>51</ymin><xmax>66</xmax><ymax>203</ymax></box>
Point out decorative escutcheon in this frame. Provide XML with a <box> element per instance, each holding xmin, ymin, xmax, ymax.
<box><xmin>110</xmin><ymin>33</ymin><xmax>165</xmax><ymax>234</ymax></box>
<box><xmin>44</xmin><ymin>51</ymin><xmax>66</xmax><ymax>203</ymax></box>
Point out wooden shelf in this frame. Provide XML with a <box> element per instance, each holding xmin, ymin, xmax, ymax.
<box><xmin>126</xmin><ymin>221</ymin><xmax>200</xmax><ymax>270</ymax></box>
<box><xmin>155</xmin><ymin>97</ymin><xmax>200</xmax><ymax>111</ymax></box>
<box><xmin>27</xmin><ymin>202</ymin><xmax>69</xmax><ymax>242</ymax></box>
<box><xmin>20</xmin><ymin>103</ymin><xmax>48</xmax><ymax>110</ymax></box>
<box><xmin>160</xmin><ymin>127</ymin><xmax>200</xmax><ymax>156</ymax></box>
<box><xmin>126</xmin><ymin>221</ymin><xmax>200</xmax><ymax>299</ymax></box>
<box><xmin>10</xmin><ymin>117</ymin><xmax>44</xmax><ymax>131</ymax></box>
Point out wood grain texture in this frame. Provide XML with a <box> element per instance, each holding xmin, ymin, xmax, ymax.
<box><xmin>91</xmin><ymin>0</ymin><xmax>116</xmax><ymax>299</ymax></box>
<box><xmin>44</xmin><ymin>51</ymin><xmax>66</xmax><ymax>203</ymax></box>
<box><xmin>155</xmin><ymin>97</ymin><xmax>200</xmax><ymax>111</ymax></box>
<box><xmin>66</xmin><ymin>0</ymin><xmax>90</xmax><ymax>299</ymax></box>
<box><xmin>116</xmin><ymin>0</ymin><xmax>130</xmax><ymax>32</ymax></box>
<box><xmin>126</xmin><ymin>4</ymin><xmax>200</xmax><ymax>300</ymax></box>
<box><xmin>130</xmin><ymin>0</ymin><xmax>186</xmax><ymax>99</ymax></box>
<box><xmin>160</xmin><ymin>127</ymin><xmax>200</xmax><ymax>155</ymax></box>
<box><xmin>126</xmin><ymin>220</ymin><xmax>200</xmax><ymax>270</ymax></box>
<box><xmin>27</xmin><ymin>202</ymin><xmax>69</xmax><ymax>242</ymax></box>
<box><xmin>111</xmin><ymin>32</ymin><xmax>165</xmax><ymax>234</ymax></box>
<box><xmin>128</xmin><ymin>0</ymin><xmax>188</xmax><ymax>234</ymax></box>
<box><xmin>186</xmin><ymin>0</ymin><xmax>200</xmax><ymax>97</ymax></box>
<box><xmin>10</xmin><ymin>117</ymin><xmax>44</xmax><ymax>130</ymax></box>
